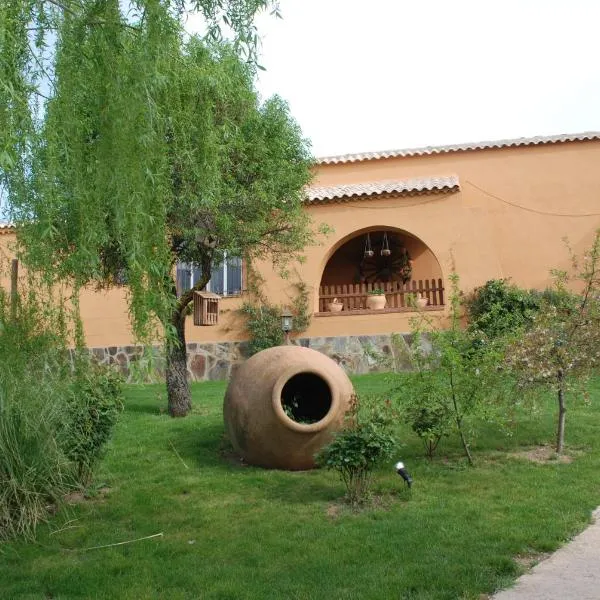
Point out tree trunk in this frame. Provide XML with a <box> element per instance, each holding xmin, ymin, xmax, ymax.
<box><xmin>166</xmin><ymin>307</ymin><xmax>192</xmax><ymax>417</ymax></box>
<box><xmin>456</xmin><ymin>417</ymin><xmax>474</xmax><ymax>466</ymax></box>
<box><xmin>449</xmin><ymin>371</ymin><xmax>474</xmax><ymax>466</ymax></box>
<box><xmin>556</xmin><ymin>369</ymin><xmax>566</xmax><ymax>454</ymax></box>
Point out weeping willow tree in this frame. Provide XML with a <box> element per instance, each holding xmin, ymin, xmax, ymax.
<box><xmin>1</xmin><ymin>0</ymin><xmax>316</xmax><ymax>417</ymax></box>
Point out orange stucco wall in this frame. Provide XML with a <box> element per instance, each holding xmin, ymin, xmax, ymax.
<box><xmin>2</xmin><ymin>138</ymin><xmax>600</xmax><ymax>346</ymax></box>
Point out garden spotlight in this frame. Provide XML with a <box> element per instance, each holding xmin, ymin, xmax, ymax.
<box><xmin>395</xmin><ymin>461</ymin><xmax>413</xmax><ymax>488</ymax></box>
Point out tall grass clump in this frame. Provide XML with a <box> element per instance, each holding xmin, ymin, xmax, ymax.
<box><xmin>0</xmin><ymin>275</ymin><xmax>123</xmax><ymax>540</ymax></box>
<box><xmin>0</xmin><ymin>282</ymin><xmax>73</xmax><ymax>540</ymax></box>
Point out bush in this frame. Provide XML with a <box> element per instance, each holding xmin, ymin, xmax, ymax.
<box><xmin>0</xmin><ymin>287</ymin><xmax>75</xmax><ymax>540</ymax></box>
<box><xmin>65</xmin><ymin>361</ymin><xmax>124</xmax><ymax>484</ymax></box>
<box><xmin>464</xmin><ymin>279</ymin><xmax>541</xmax><ymax>338</ymax></box>
<box><xmin>405</xmin><ymin>398</ymin><xmax>452</xmax><ymax>459</ymax></box>
<box><xmin>239</xmin><ymin>302</ymin><xmax>284</xmax><ymax>355</ymax></box>
<box><xmin>316</xmin><ymin>395</ymin><xmax>398</xmax><ymax>506</ymax></box>
<box><xmin>396</xmin><ymin>274</ymin><xmax>510</xmax><ymax>465</ymax></box>
<box><xmin>0</xmin><ymin>280</ymin><xmax>123</xmax><ymax>540</ymax></box>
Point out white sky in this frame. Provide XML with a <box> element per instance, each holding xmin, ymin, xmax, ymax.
<box><xmin>239</xmin><ymin>0</ymin><xmax>600</xmax><ymax>157</ymax></box>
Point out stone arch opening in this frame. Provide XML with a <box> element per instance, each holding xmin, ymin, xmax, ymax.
<box><xmin>320</xmin><ymin>227</ymin><xmax>442</xmax><ymax>287</ymax></box>
<box><xmin>317</xmin><ymin>227</ymin><xmax>444</xmax><ymax>312</ymax></box>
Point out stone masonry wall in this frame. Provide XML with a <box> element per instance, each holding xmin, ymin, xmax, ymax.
<box><xmin>88</xmin><ymin>333</ymin><xmax>420</xmax><ymax>382</ymax></box>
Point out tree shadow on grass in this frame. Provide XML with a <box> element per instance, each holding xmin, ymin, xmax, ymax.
<box><xmin>123</xmin><ymin>401</ymin><xmax>166</xmax><ymax>415</ymax></box>
<box><xmin>123</xmin><ymin>391</ymin><xmax>167</xmax><ymax>415</ymax></box>
<box><xmin>169</xmin><ymin>423</ymin><xmax>227</xmax><ymax>469</ymax></box>
<box><xmin>168</xmin><ymin>426</ymin><xmax>340</xmax><ymax>504</ymax></box>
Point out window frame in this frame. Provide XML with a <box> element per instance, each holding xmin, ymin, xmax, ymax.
<box><xmin>176</xmin><ymin>252</ymin><xmax>243</xmax><ymax>297</ymax></box>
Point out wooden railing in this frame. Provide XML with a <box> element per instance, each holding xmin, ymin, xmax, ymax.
<box><xmin>318</xmin><ymin>279</ymin><xmax>445</xmax><ymax>313</ymax></box>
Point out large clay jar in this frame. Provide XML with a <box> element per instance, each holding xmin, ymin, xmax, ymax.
<box><xmin>224</xmin><ymin>345</ymin><xmax>354</xmax><ymax>470</ymax></box>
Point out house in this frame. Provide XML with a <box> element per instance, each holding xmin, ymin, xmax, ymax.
<box><xmin>2</xmin><ymin>131</ymin><xmax>600</xmax><ymax>379</ymax></box>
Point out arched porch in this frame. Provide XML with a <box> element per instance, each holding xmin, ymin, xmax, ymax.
<box><xmin>317</xmin><ymin>227</ymin><xmax>445</xmax><ymax>314</ymax></box>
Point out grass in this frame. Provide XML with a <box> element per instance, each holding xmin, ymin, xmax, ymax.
<box><xmin>1</xmin><ymin>374</ymin><xmax>600</xmax><ymax>600</ymax></box>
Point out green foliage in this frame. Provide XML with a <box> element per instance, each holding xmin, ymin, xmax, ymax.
<box><xmin>240</xmin><ymin>277</ymin><xmax>311</xmax><ymax>355</ymax></box>
<box><xmin>0</xmin><ymin>277</ymin><xmax>73</xmax><ymax>540</ymax></box>
<box><xmin>0</xmin><ymin>273</ymin><xmax>123</xmax><ymax>540</ymax></box>
<box><xmin>506</xmin><ymin>231</ymin><xmax>600</xmax><ymax>453</ymax></box>
<box><xmin>398</xmin><ymin>273</ymin><xmax>509</xmax><ymax>464</ymax></box>
<box><xmin>465</xmin><ymin>279</ymin><xmax>542</xmax><ymax>338</ymax></box>
<box><xmin>2</xmin><ymin>0</ymin><xmax>319</xmax><ymax>416</ymax></box>
<box><xmin>465</xmin><ymin>279</ymin><xmax>581</xmax><ymax>340</ymax></box>
<box><xmin>368</xmin><ymin>288</ymin><xmax>385</xmax><ymax>295</ymax></box>
<box><xmin>239</xmin><ymin>301</ymin><xmax>284</xmax><ymax>354</ymax></box>
<box><xmin>316</xmin><ymin>395</ymin><xmax>398</xmax><ymax>506</ymax></box>
<box><xmin>65</xmin><ymin>361</ymin><xmax>124</xmax><ymax>485</ymax></box>
<box><xmin>405</xmin><ymin>398</ymin><xmax>452</xmax><ymax>459</ymax></box>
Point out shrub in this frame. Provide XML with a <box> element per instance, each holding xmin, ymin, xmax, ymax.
<box><xmin>316</xmin><ymin>395</ymin><xmax>398</xmax><ymax>506</ymax></box>
<box><xmin>0</xmin><ymin>286</ymin><xmax>75</xmax><ymax>540</ymax></box>
<box><xmin>240</xmin><ymin>281</ymin><xmax>311</xmax><ymax>355</ymax></box>
<box><xmin>465</xmin><ymin>279</ymin><xmax>581</xmax><ymax>340</ymax></box>
<box><xmin>396</xmin><ymin>274</ymin><xmax>509</xmax><ymax>464</ymax></box>
<box><xmin>464</xmin><ymin>279</ymin><xmax>541</xmax><ymax>338</ymax></box>
<box><xmin>405</xmin><ymin>397</ymin><xmax>452</xmax><ymax>459</ymax></box>
<box><xmin>65</xmin><ymin>360</ymin><xmax>124</xmax><ymax>484</ymax></box>
<box><xmin>0</xmin><ymin>277</ymin><xmax>123</xmax><ymax>539</ymax></box>
<box><xmin>239</xmin><ymin>302</ymin><xmax>284</xmax><ymax>355</ymax></box>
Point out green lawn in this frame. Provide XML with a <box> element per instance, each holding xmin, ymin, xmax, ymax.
<box><xmin>1</xmin><ymin>374</ymin><xmax>599</xmax><ymax>600</ymax></box>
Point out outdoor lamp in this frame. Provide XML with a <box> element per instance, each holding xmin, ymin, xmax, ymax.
<box><xmin>395</xmin><ymin>461</ymin><xmax>413</xmax><ymax>488</ymax></box>
<box><xmin>281</xmin><ymin>309</ymin><xmax>293</xmax><ymax>345</ymax></box>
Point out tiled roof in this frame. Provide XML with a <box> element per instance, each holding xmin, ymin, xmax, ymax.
<box><xmin>318</xmin><ymin>131</ymin><xmax>600</xmax><ymax>165</ymax></box>
<box><xmin>306</xmin><ymin>176</ymin><xmax>460</xmax><ymax>203</ymax></box>
<box><xmin>0</xmin><ymin>223</ymin><xmax>14</xmax><ymax>234</ymax></box>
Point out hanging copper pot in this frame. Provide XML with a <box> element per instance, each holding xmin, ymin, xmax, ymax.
<box><xmin>364</xmin><ymin>233</ymin><xmax>374</xmax><ymax>258</ymax></box>
<box><xmin>381</xmin><ymin>232</ymin><xmax>391</xmax><ymax>256</ymax></box>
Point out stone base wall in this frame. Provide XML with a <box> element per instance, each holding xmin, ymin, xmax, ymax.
<box><xmin>89</xmin><ymin>333</ymin><xmax>419</xmax><ymax>382</ymax></box>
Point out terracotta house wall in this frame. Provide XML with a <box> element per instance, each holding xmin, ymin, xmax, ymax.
<box><xmin>2</xmin><ymin>138</ymin><xmax>600</xmax><ymax>347</ymax></box>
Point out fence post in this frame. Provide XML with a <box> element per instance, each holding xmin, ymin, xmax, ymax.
<box><xmin>10</xmin><ymin>258</ymin><xmax>18</xmax><ymax>322</ymax></box>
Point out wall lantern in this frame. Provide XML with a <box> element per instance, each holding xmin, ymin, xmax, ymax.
<box><xmin>281</xmin><ymin>309</ymin><xmax>293</xmax><ymax>345</ymax></box>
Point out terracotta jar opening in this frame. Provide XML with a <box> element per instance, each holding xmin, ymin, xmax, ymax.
<box><xmin>272</xmin><ymin>367</ymin><xmax>339</xmax><ymax>433</ymax></box>
<box><xmin>280</xmin><ymin>373</ymin><xmax>332</xmax><ymax>425</ymax></box>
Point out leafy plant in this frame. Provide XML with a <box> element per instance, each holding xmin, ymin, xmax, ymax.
<box><xmin>464</xmin><ymin>279</ymin><xmax>542</xmax><ymax>338</ymax></box>
<box><xmin>368</xmin><ymin>288</ymin><xmax>386</xmax><ymax>295</ymax></box>
<box><xmin>316</xmin><ymin>395</ymin><xmax>398</xmax><ymax>506</ymax></box>
<box><xmin>0</xmin><ymin>268</ymin><xmax>124</xmax><ymax>540</ymax></box>
<box><xmin>65</xmin><ymin>361</ymin><xmax>124</xmax><ymax>485</ymax></box>
<box><xmin>506</xmin><ymin>231</ymin><xmax>600</xmax><ymax>453</ymax></box>
<box><xmin>240</xmin><ymin>272</ymin><xmax>311</xmax><ymax>355</ymax></box>
<box><xmin>398</xmin><ymin>273</ymin><xmax>509</xmax><ymax>464</ymax></box>
<box><xmin>405</xmin><ymin>399</ymin><xmax>452</xmax><ymax>459</ymax></box>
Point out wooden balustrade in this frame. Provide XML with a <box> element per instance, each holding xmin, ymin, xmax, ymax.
<box><xmin>318</xmin><ymin>279</ymin><xmax>445</xmax><ymax>313</ymax></box>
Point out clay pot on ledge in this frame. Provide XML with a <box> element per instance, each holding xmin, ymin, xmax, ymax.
<box><xmin>416</xmin><ymin>295</ymin><xmax>429</xmax><ymax>308</ymax></box>
<box><xmin>327</xmin><ymin>298</ymin><xmax>344</xmax><ymax>312</ymax></box>
<box><xmin>366</xmin><ymin>293</ymin><xmax>387</xmax><ymax>310</ymax></box>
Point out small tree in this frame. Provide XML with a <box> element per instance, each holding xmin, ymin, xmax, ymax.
<box><xmin>3</xmin><ymin>2</ymin><xmax>318</xmax><ymax>417</ymax></box>
<box><xmin>316</xmin><ymin>395</ymin><xmax>398</xmax><ymax>506</ymax></box>
<box><xmin>400</xmin><ymin>273</ymin><xmax>508</xmax><ymax>464</ymax></box>
<box><xmin>506</xmin><ymin>231</ymin><xmax>600</xmax><ymax>454</ymax></box>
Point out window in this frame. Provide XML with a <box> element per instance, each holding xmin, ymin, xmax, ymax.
<box><xmin>176</xmin><ymin>254</ymin><xmax>243</xmax><ymax>297</ymax></box>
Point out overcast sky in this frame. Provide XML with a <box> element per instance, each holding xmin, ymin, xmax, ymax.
<box><xmin>228</xmin><ymin>0</ymin><xmax>600</xmax><ymax>158</ymax></box>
